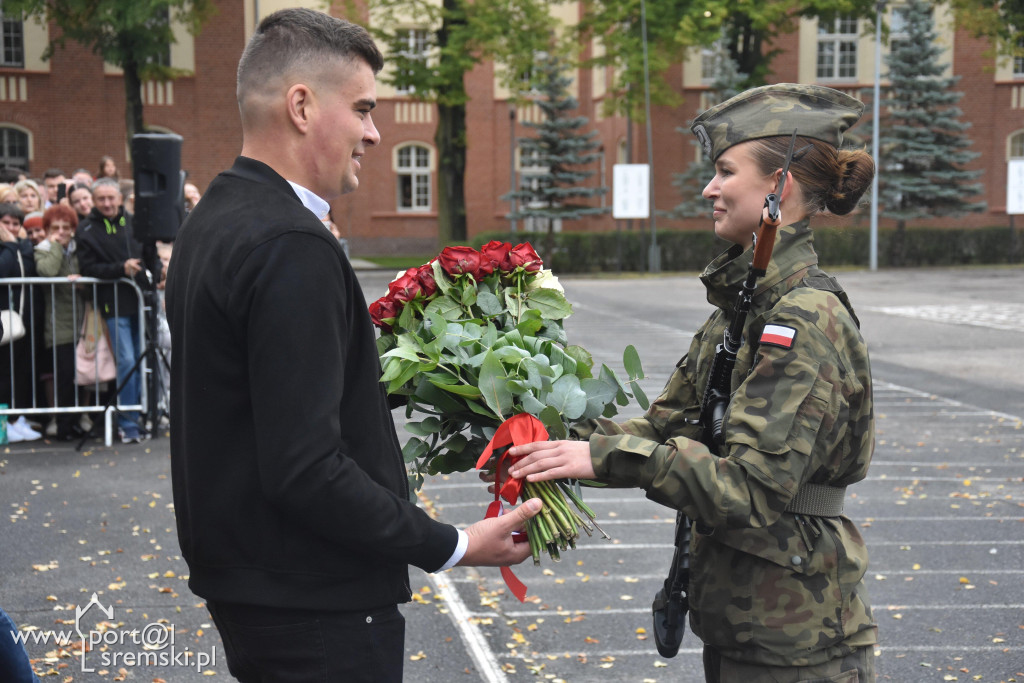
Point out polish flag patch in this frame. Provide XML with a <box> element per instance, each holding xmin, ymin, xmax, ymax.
<box><xmin>759</xmin><ymin>324</ymin><xmax>797</xmax><ymax>349</ymax></box>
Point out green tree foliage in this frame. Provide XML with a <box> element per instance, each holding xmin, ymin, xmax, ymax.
<box><xmin>366</xmin><ymin>0</ymin><xmax>553</xmax><ymax>244</ymax></box>
<box><xmin>949</xmin><ymin>0</ymin><xmax>1024</xmax><ymax>61</ymax></box>
<box><xmin>863</xmin><ymin>0</ymin><xmax>984</xmax><ymax>264</ymax></box>
<box><xmin>502</xmin><ymin>53</ymin><xmax>607</xmax><ymax>247</ymax></box>
<box><xmin>578</xmin><ymin>0</ymin><xmax>878</xmax><ymax>118</ymax></box>
<box><xmin>667</xmin><ymin>43</ymin><xmax>745</xmax><ymax>219</ymax></box>
<box><xmin>6</xmin><ymin>0</ymin><xmax>215</xmax><ymax>148</ymax></box>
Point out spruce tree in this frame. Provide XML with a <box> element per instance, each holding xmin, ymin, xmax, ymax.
<box><xmin>869</xmin><ymin>0</ymin><xmax>985</xmax><ymax>262</ymax></box>
<box><xmin>668</xmin><ymin>44</ymin><xmax>746</xmax><ymax>219</ymax></box>
<box><xmin>503</xmin><ymin>53</ymin><xmax>607</xmax><ymax>245</ymax></box>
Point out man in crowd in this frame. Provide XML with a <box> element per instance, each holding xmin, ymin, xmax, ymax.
<box><xmin>42</xmin><ymin>168</ymin><xmax>66</xmax><ymax>208</ymax></box>
<box><xmin>165</xmin><ymin>9</ymin><xmax>540</xmax><ymax>682</ymax></box>
<box><xmin>75</xmin><ymin>178</ymin><xmax>148</xmax><ymax>443</ymax></box>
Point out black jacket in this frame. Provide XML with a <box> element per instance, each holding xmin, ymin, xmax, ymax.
<box><xmin>76</xmin><ymin>207</ymin><xmax>146</xmax><ymax>317</ymax></box>
<box><xmin>165</xmin><ymin>157</ymin><xmax>457</xmax><ymax>611</ymax></box>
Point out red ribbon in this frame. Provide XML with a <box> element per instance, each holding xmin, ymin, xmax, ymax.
<box><xmin>475</xmin><ymin>413</ymin><xmax>548</xmax><ymax>602</ymax></box>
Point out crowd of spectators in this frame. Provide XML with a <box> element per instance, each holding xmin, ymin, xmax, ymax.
<box><xmin>0</xmin><ymin>159</ymin><xmax>198</xmax><ymax>444</ymax></box>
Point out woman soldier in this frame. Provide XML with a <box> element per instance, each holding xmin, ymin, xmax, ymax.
<box><xmin>508</xmin><ymin>84</ymin><xmax>878</xmax><ymax>682</ymax></box>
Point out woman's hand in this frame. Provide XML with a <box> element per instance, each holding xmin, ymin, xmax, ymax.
<box><xmin>508</xmin><ymin>440</ymin><xmax>595</xmax><ymax>482</ymax></box>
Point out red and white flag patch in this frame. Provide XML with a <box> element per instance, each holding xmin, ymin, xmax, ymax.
<box><xmin>759</xmin><ymin>324</ymin><xmax>797</xmax><ymax>349</ymax></box>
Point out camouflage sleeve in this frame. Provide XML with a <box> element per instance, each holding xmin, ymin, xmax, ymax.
<box><xmin>589</xmin><ymin>303</ymin><xmax>851</xmax><ymax>530</ymax></box>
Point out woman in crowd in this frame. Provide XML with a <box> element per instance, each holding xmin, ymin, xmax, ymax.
<box><xmin>34</xmin><ymin>205</ymin><xmax>84</xmax><ymax>440</ymax></box>
<box><xmin>14</xmin><ymin>179</ymin><xmax>43</xmax><ymax>214</ymax></box>
<box><xmin>509</xmin><ymin>84</ymin><xmax>879</xmax><ymax>682</ymax></box>
<box><xmin>67</xmin><ymin>184</ymin><xmax>94</xmax><ymax>225</ymax></box>
<box><xmin>0</xmin><ymin>202</ymin><xmax>41</xmax><ymax>442</ymax></box>
<box><xmin>97</xmin><ymin>155</ymin><xmax>119</xmax><ymax>180</ymax></box>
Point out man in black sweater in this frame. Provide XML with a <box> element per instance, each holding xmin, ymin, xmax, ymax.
<box><xmin>165</xmin><ymin>9</ymin><xmax>540</xmax><ymax>682</ymax></box>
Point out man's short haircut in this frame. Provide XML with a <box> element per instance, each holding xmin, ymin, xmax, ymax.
<box><xmin>236</xmin><ymin>8</ymin><xmax>384</xmax><ymax>110</ymax></box>
<box><xmin>43</xmin><ymin>168</ymin><xmax>66</xmax><ymax>180</ymax></box>
<box><xmin>0</xmin><ymin>202</ymin><xmax>25</xmax><ymax>222</ymax></box>
<box><xmin>91</xmin><ymin>177</ymin><xmax>121</xmax><ymax>195</ymax></box>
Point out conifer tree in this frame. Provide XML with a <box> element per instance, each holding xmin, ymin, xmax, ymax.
<box><xmin>868</xmin><ymin>0</ymin><xmax>985</xmax><ymax>261</ymax></box>
<box><xmin>503</xmin><ymin>53</ymin><xmax>607</xmax><ymax>241</ymax></box>
<box><xmin>668</xmin><ymin>44</ymin><xmax>745</xmax><ymax>219</ymax></box>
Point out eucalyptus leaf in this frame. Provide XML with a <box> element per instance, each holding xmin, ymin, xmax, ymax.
<box><xmin>478</xmin><ymin>351</ymin><xmax>514</xmax><ymax>418</ymax></box>
<box><xmin>623</xmin><ymin>344</ymin><xmax>645</xmax><ymax>380</ymax></box>
<box><xmin>402</xmin><ymin>437</ymin><xmax>428</xmax><ymax>463</ymax></box>
<box><xmin>477</xmin><ymin>291</ymin><xmax>503</xmax><ymax>316</ymax></box>
<box><xmin>425</xmin><ymin>295</ymin><xmax>463</xmax><ymax>321</ymax></box>
<box><xmin>520</xmin><ymin>393</ymin><xmax>547</xmax><ymax>416</ymax></box>
<box><xmin>432</xmin><ymin>381</ymin><xmax>483</xmax><ymax>399</ymax></box>
<box><xmin>581</xmin><ymin>377</ymin><xmax>618</xmax><ymax>419</ymax></box>
<box><xmin>406</xmin><ymin>417</ymin><xmax>443</xmax><ymax>436</ymax></box>
<box><xmin>545</xmin><ymin>374</ymin><xmax>588</xmax><ymax>420</ymax></box>
<box><xmin>539</xmin><ymin>406</ymin><xmax>567</xmax><ymax>439</ymax></box>
<box><xmin>629</xmin><ymin>380</ymin><xmax>651</xmax><ymax>410</ymax></box>
<box><xmin>522</xmin><ymin>288</ymin><xmax>573</xmax><ymax>320</ymax></box>
<box><xmin>565</xmin><ymin>345</ymin><xmax>594</xmax><ymax>379</ymax></box>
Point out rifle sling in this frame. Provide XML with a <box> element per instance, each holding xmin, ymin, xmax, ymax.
<box><xmin>784</xmin><ymin>482</ymin><xmax>846</xmax><ymax>517</ymax></box>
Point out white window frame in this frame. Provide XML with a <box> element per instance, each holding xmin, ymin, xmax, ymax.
<box><xmin>0</xmin><ymin>126</ymin><xmax>29</xmax><ymax>170</ymax></box>
<box><xmin>396</xmin><ymin>143</ymin><xmax>431</xmax><ymax>212</ymax></box>
<box><xmin>1010</xmin><ymin>131</ymin><xmax>1024</xmax><ymax>159</ymax></box>
<box><xmin>395</xmin><ymin>29</ymin><xmax>429</xmax><ymax>96</ymax></box>
<box><xmin>1</xmin><ymin>9</ymin><xmax>24</xmax><ymax>68</ymax></box>
<box><xmin>1014</xmin><ymin>37</ymin><xmax>1024</xmax><ymax>79</ymax></box>
<box><xmin>816</xmin><ymin>16</ymin><xmax>859</xmax><ymax>81</ymax></box>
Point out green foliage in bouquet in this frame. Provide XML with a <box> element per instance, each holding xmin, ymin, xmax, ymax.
<box><xmin>369</xmin><ymin>241</ymin><xmax>649</xmax><ymax>493</ymax></box>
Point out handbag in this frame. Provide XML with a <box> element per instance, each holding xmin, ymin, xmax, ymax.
<box><xmin>76</xmin><ymin>305</ymin><xmax>117</xmax><ymax>386</ymax></box>
<box><xmin>1</xmin><ymin>250</ymin><xmax>26</xmax><ymax>345</ymax></box>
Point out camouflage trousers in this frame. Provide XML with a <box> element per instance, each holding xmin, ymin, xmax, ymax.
<box><xmin>702</xmin><ymin>644</ymin><xmax>875</xmax><ymax>683</ymax></box>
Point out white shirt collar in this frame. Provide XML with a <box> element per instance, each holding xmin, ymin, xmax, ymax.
<box><xmin>286</xmin><ymin>180</ymin><xmax>331</xmax><ymax>222</ymax></box>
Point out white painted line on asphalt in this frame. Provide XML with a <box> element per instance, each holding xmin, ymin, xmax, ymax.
<box><xmin>427</xmin><ymin>572</ymin><xmax>507</xmax><ymax>683</ymax></box>
<box><xmin>498</xmin><ymin>648</ymin><xmax>704</xmax><ymax>658</ymax></box>
<box><xmin>870</xmin><ymin>539</ymin><xmax>1024</xmax><ymax>546</ymax></box>
<box><xmin>874</xmin><ymin>380</ymin><xmax>1023</xmax><ymax>421</ymax></box>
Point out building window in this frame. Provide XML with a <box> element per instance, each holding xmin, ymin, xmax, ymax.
<box><xmin>0</xmin><ymin>127</ymin><xmax>29</xmax><ymax>170</ymax></box>
<box><xmin>396</xmin><ymin>144</ymin><xmax>431</xmax><ymax>211</ymax></box>
<box><xmin>1014</xmin><ymin>37</ymin><xmax>1024</xmax><ymax>79</ymax></box>
<box><xmin>1011</xmin><ymin>131</ymin><xmax>1024</xmax><ymax>159</ymax></box>
<box><xmin>817</xmin><ymin>16</ymin><xmax>858</xmax><ymax>81</ymax></box>
<box><xmin>1</xmin><ymin>9</ymin><xmax>24</xmax><ymax>68</ymax></box>
<box><xmin>395</xmin><ymin>29</ymin><xmax>428</xmax><ymax>96</ymax></box>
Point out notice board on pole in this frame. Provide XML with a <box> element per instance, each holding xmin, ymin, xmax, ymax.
<box><xmin>613</xmin><ymin>164</ymin><xmax>650</xmax><ymax>219</ymax></box>
<box><xmin>1007</xmin><ymin>160</ymin><xmax>1024</xmax><ymax>215</ymax></box>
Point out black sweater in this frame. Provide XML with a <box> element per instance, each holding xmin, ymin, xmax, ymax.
<box><xmin>165</xmin><ymin>157</ymin><xmax>457</xmax><ymax>611</ymax></box>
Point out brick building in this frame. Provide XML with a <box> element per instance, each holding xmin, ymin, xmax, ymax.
<box><xmin>1</xmin><ymin>1</ymin><xmax>1021</xmax><ymax>255</ymax></box>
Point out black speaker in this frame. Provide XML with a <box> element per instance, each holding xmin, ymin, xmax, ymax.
<box><xmin>132</xmin><ymin>133</ymin><xmax>185</xmax><ymax>242</ymax></box>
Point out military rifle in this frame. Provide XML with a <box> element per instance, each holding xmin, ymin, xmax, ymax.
<box><xmin>651</xmin><ymin>130</ymin><xmax>800</xmax><ymax>658</ymax></box>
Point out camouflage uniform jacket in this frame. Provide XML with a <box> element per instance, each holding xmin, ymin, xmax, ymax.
<box><xmin>582</xmin><ymin>220</ymin><xmax>877</xmax><ymax>666</ymax></box>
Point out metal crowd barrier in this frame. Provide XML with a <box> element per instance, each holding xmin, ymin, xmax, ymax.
<box><xmin>0</xmin><ymin>276</ymin><xmax>149</xmax><ymax>446</ymax></box>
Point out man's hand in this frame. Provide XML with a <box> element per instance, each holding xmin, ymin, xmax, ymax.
<box><xmin>508</xmin><ymin>440</ymin><xmax>595</xmax><ymax>482</ymax></box>
<box><xmin>457</xmin><ymin>498</ymin><xmax>542</xmax><ymax>567</ymax></box>
<box><xmin>124</xmin><ymin>258</ymin><xmax>142</xmax><ymax>277</ymax></box>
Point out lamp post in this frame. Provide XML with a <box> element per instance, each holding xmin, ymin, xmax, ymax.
<box><xmin>640</xmin><ymin>0</ymin><xmax>659</xmax><ymax>272</ymax></box>
<box><xmin>870</xmin><ymin>0</ymin><xmax>885</xmax><ymax>271</ymax></box>
<box><xmin>509</xmin><ymin>105</ymin><xmax>517</xmax><ymax>234</ymax></box>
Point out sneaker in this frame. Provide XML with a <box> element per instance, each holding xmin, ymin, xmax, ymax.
<box><xmin>45</xmin><ymin>419</ymin><xmax>57</xmax><ymax>437</ymax></box>
<box><xmin>120</xmin><ymin>430</ymin><xmax>150</xmax><ymax>445</ymax></box>
<box><xmin>11</xmin><ymin>417</ymin><xmax>42</xmax><ymax>442</ymax></box>
<box><xmin>80</xmin><ymin>414</ymin><xmax>93</xmax><ymax>433</ymax></box>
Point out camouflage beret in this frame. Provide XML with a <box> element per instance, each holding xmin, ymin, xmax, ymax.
<box><xmin>690</xmin><ymin>83</ymin><xmax>864</xmax><ymax>161</ymax></box>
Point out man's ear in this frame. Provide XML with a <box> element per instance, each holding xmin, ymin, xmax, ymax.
<box><xmin>286</xmin><ymin>83</ymin><xmax>313</xmax><ymax>134</ymax></box>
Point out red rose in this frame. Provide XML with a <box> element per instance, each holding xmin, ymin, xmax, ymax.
<box><xmin>437</xmin><ymin>246</ymin><xmax>485</xmax><ymax>279</ymax></box>
<box><xmin>508</xmin><ymin>242</ymin><xmax>542</xmax><ymax>272</ymax></box>
<box><xmin>416</xmin><ymin>263</ymin><xmax>437</xmax><ymax>297</ymax></box>
<box><xmin>388</xmin><ymin>268</ymin><xmax>422</xmax><ymax>302</ymax></box>
<box><xmin>369</xmin><ymin>296</ymin><xmax>400</xmax><ymax>332</ymax></box>
<box><xmin>480</xmin><ymin>240</ymin><xmax>513</xmax><ymax>273</ymax></box>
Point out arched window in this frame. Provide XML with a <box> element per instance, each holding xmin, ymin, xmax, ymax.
<box><xmin>1010</xmin><ymin>131</ymin><xmax>1024</xmax><ymax>160</ymax></box>
<box><xmin>0</xmin><ymin>126</ymin><xmax>29</xmax><ymax>170</ymax></box>
<box><xmin>395</xmin><ymin>143</ymin><xmax>431</xmax><ymax>212</ymax></box>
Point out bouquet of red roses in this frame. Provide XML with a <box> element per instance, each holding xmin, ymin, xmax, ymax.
<box><xmin>370</xmin><ymin>240</ymin><xmax>647</xmax><ymax>564</ymax></box>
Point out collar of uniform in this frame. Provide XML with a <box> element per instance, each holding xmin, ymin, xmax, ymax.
<box><xmin>286</xmin><ymin>180</ymin><xmax>331</xmax><ymax>223</ymax></box>
<box><xmin>700</xmin><ymin>219</ymin><xmax>817</xmax><ymax>311</ymax></box>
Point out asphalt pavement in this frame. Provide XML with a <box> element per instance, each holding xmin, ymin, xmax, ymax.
<box><xmin>1</xmin><ymin>265</ymin><xmax>1021</xmax><ymax>682</ymax></box>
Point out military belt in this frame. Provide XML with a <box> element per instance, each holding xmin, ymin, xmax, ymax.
<box><xmin>784</xmin><ymin>483</ymin><xmax>846</xmax><ymax>517</ymax></box>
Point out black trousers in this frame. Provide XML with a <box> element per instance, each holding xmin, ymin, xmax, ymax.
<box><xmin>207</xmin><ymin>601</ymin><xmax>405</xmax><ymax>683</ymax></box>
